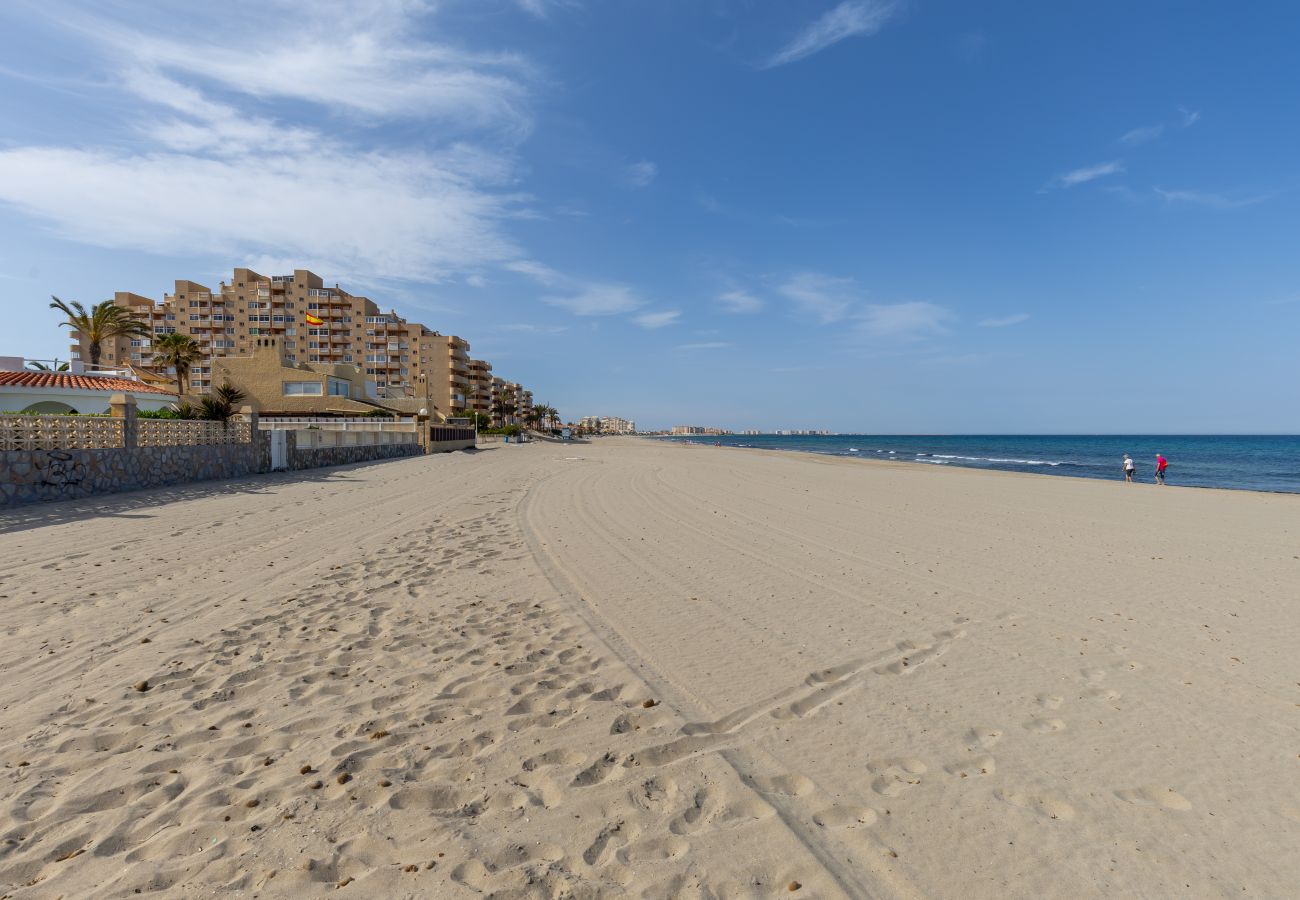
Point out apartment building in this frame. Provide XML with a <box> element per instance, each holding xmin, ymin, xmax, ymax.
<box><xmin>65</xmin><ymin>266</ymin><xmax>556</xmax><ymax>425</ymax></box>
<box><xmin>487</xmin><ymin>377</ymin><xmax>531</xmax><ymax>426</ymax></box>
<box><xmin>579</xmin><ymin>415</ymin><xmax>636</xmax><ymax>433</ymax></box>
<box><xmin>67</xmin><ymin>268</ymin><xmax>443</xmax><ymax>397</ymax></box>
<box><xmin>416</xmin><ymin>335</ymin><xmax>473</xmax><ymax>417</ymax></box>
<box><xmin>467</xmin><ymin>359</ymin><xmax>493</xmax><ymax>416</ymax></box>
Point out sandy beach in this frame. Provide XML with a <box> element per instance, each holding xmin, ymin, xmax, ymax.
<box><xmin>1</xmin><ymin>437</ymin><xmax>1297</xmax><ymax>898</ymax></box>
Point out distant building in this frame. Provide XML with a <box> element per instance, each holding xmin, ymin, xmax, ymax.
<box><xmin>580</xmin><ymin>415</ymin><xmax>636</xmax><ymax>434</ymax></box>
<box><xmin>671</xmin><ymin>425</ymin><xmax>731</xmax><ymax>436</ymax></box>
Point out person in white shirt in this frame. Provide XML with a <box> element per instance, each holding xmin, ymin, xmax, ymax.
<box><xmin>1122</xmin><ymin>454</ymin><xmax>1136</xmax><ymax>483</ymax></box>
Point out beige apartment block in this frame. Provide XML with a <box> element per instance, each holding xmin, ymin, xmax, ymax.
<box><xmin>467</xmin><ymin>359</ymin><xmax>493</xmax><ymax>415</ymax></box>
<box><xmin>68</xmin><ymin>268</ymin><xmax>443</xmax><ymax>398</ymax></box>
<box><xmin>418</xmin><ymin>335</ymin><xmax>473</xmax><ymax>418</ymax></box>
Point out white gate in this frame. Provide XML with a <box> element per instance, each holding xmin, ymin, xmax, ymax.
<box><xmin>269</xmin><ymin>429</ymin><xmax>288</xmax><ymax>470</ymax></box>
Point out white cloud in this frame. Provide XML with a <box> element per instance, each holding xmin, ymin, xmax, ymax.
<box><xmin>93</xmin><ymin>2</ymin><xmax>533</xmax><ymax>134</ymax></box>
<box><xmin>542</xmin><ymin>283</ymin><xmax>643</xmax><ymax>316</ymax></box>
<box><xmin>856</xmin><ymin>301</ymin><xmax>953</xmax><ymax>339</ymax></box>
<box><xmin>978</xmin><ymin>313</ymin><xmax>1030</xmax><ymax>327</ymax></box>
<box><xmin>465</xmin><ymin>274</ymin><xmax>488</xmax><ymax>288</ymax></box>
<box><xmin>765</xmin><ymin>0</ymin><xmax>899</xmax><ymax>68</ymax></box>
<box><xmin>0</xmin><ymin>145</ymin><xmax>522</xmax><ymax>282</ymax></box>
<box><xmin>624</xmin><ymin>160</ymin><xmax>657</xmax><ymax>188</ymax></box>
<box><xmin>1044</xmin><ymin>160</ymin><xmax>1125</xmax><ymax>191</ymax></box>
<box><xmin>1119</xmin><ymin>124</ymin><xmax>1165</xmax><ymax>146</ymax></box>
<box><xmin>505</xmin><ymin>259</ymin><xmax>565</xmax><ymax>286</ymax></box>
<box><xmin>717</xmin><ymin>289</ymin><xmax>763</xmax><ymax>314</ymax></box>
<box><xmin>634</xmin><ymin>309</ymin><xmax>681</xmax><ymax>329</ymax></box>
<box><xmin>1154</xmin><ymin>187</ymin><xmax>1270</xmax><ymax>210</ymax></box>
<box><xmin>1180</xmin><ymin>107</ymin><xmax>1202</xmax><ymax>128</ymax></box>
<box><xmin>778</xmin><ymin>272</ymin><xmax>858</xmax><ymax>323</ymax></box>
<box><xmin>0</xmin><ymin>1</ymin><xmax>538</xmax><ymax>285</ymax></box>
<box><xmin>516</xmin><ymin>0</ymin><xmax>577</xmax><ymax>18</ymax></box>
<box><xmin>678</xmin><ymin>341</ymin><xmax>731</xmax><ymax>351</ymax></box>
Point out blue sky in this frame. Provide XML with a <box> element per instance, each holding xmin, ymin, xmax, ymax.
<box><xmin>1</xmin><ymin>0</ymin><xmax>1298</xmax><ymax>432</ymax></box>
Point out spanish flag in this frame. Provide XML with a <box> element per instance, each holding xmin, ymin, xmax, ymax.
<box><xmin>305</xmin><ymin>312</ymin><xmax>324</xmax><ymax>326</ymax></box>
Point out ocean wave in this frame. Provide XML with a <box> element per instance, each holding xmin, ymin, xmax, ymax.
<box><xmin>922</xmin><ymin>454</ymin><xmax>1063</xmax><ymax>467</ymax></box>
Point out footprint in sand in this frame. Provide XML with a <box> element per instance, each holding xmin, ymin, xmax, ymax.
<box><xmin>631</xmin><ymin>775</ymin><xmax>678</xmax><ymax>811</ymax></box>
<box><xmin>867</xmin><ymin>758</ymin><xmax>927</xmax><ymax>797</ymax></box>
<box><xmin>1022</xmin><ymin>717</ymin><xmax>1067</xmax><ymax>734</ymax></box>
<box><xmin>1084</xmin><ymin>686</ymin><xmax>1122</xmax><ymax>702</ymax></box>
<box><xmin>995</xmin><ymin>788</ymin><xmax>1075</xmax><ymax>821</ymax></box>
<box><xmin>584</xmin><ymin>820</ymin><xmax>640</xmax><ymax>866</ymax></box>
<box><xmin>670</xmin><ymin>787</ymin><xmax>720</xmax><ymax>835</ymax></box>
<box><xmin>813</xmin><ymin>805</ymin><xmax>877</xmax><ymax>828</ymax></box>
<box><xmin>965</xmin><ymin>726</ymin><xmax>1003</xmax><ymax>750</ymax></box>
<box><xmin>1115</xmin><ymin>786</ymin><xmax>1192</xmax><ymax>811</ymax></box>
<box><xmin>749</xmin><ymin>773</ymin><xmax>815</xmax><ymax>797</ymax></box>
<box><xmin>945</xmin><ymin>755</ymin><xmax>996</xmax><ymax>779</ymax></box>
<box><xmin>618</xmin><ymin>835</ymin><xmax>689</xmax><ymax>864</ymax></box>
<box><xmin>1037</xmin><ymin>694</ymin><xmax>1064</xmax><ymax>709</ymax></box>
<box><xmin>572</xmin><ymin>752</ymin><xmax>620</xmax><ymax>787</ymax></box>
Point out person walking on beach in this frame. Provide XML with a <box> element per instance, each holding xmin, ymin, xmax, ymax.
<box><xmin>1123</xmin><ymin>454</ymin><xmax>1136</xmax><ymax>483</ymax></box>
<box><xmin>1155</xmin><ymin>453</ymin><xmax>1168</xmax><ymax>485</ymax></box>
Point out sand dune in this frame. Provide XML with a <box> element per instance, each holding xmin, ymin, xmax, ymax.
<box><xmin>1</xmin><ymin>438</ymin><xmax>1297</xmax><ymax>897</ymax></box>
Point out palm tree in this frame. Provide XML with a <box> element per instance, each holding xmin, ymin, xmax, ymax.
<box><xmin>49</xmin><ymin>296</ymin><xmax>151</xmax><ymax>369</ymax></box>
<box><xmin>152</xmin><ymin>332</ymin><xmax>203</xmax><ymax>397</ymax></box>
<box><xmin>27</xmin><ymin>361</ymin><xmax>70</xmax><ymax>372</ymax></box>
<box><xmin>199</xmin><ymin>382</ymin><xmax>248</xmax><ymax>423</ymax></box>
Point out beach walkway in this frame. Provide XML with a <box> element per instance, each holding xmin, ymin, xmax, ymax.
<box><xmin>1</xmin><ymin>439</ymin><xmax>1296</xmax><ymax>897</ymax></box>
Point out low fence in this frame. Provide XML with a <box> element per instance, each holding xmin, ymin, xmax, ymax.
<box><xmin>430</xmin><ymin>425</ymin><xmax>475</xmax><ymax>443</ymax></box>
<box><xmin>0</xmin><ymin>396</ymin><xmax>445</xmax><ymax>508</ymax></box>
<box><xmin>259</xmin><ymin>416</ymin><xmax>420</xmax><ymax>450</ymax></box>
<box><xmin>0</xmin><ymin>415</ymin><xmax>125</xmax><ymax>451</ymax></box>
<box><xmin>139</xmin><ymin>419</ymin><xmax>251</xmax><ymax>447</ymax></box>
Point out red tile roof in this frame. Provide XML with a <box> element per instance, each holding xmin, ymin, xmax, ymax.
<box><xmin>0</xmin><ymin>371</ymin><xmax>176</xmax><ymax>395</ymax></box>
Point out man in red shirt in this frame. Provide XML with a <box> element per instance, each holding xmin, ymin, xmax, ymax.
<box><xmin>1155</xmin><ymin>453</ymin><xmax>1168</xmax><ymax>485</ymax></box>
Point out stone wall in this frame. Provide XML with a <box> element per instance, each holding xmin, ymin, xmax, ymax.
<box><xmin>1</xmin><ymin>443</ymin><xmax>267</xmax><ymax>506</ymax></box>
<box><xmin>287</xmin><ymin>442</ymin><xmax>423</xmax><ymax>471</ymax></box>
<box><xmin>429</xmin><ymin>438</ymin><xmax>477</xmax><ymax>453</ymax></box>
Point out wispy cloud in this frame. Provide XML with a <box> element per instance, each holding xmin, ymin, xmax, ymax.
<box><xmin>717</xmin><ymin>289</ymin><xmax>763</xmax><ymax>314</ymax></box>
<box><xmin>764</xmin><ymin>0</ymin><xmax>899</xmax><ymax>68</ymax></box>
<box><xmin>505</xmin><ymin>259</ymin><xmax>565</xmax><ymax>286</ymax></box>
<box><xmin>979</xmin><ymin>313</ymin><xmax>1030</xmax><ymax>327</ymax></box>
<box><xmin>623</xmin><ymin>160</ymin><xmax>658</xmax><ymax>188</ymax></box>
<box><xmin>1154</xmin><ymin>187</ymin><xmax>1271</xmax><ymax>210</ymax></box>
<box><xmin>1043</xmin><ymin>160</ymin><xmax>1125</xmax><ymax>191</ymax></box>
<box><xmin>633</xmin><ymin>309</ymin><xmax>681</xmax><ymax>329</ymax></box>
<box><xmin>0</xmin><ymin>1</ymin><xmax>536</xmax><ymax>283</ymax></box>
<box><xmin>1119</xmin><ymin>107</ymin><xmax>1201</xmax><ymax>146</ymax></box>
<box><xmin>0</xmin><ymin>145</ymin><xmax>523</xmax><ymax>282</ymax></box>
<box><xmin>855</xmin><ymin>301</ymin><xmax>953</xmax><ymax>340</ymax></box>
<box><xmin>777</xmin><ymin>272</ymin><xmax>859</xmax><ymax>323</ymax></box>
<box><xmin>542</xmin><ymin>283</ymin><xmax>644</xmax><ymax>316</ymax></box>
<box><xmin>1119</xmin><ymin>124</ymin><xmax>1165</xmax><ymax>146</ymax></box>
<box><xmin>516</xmin><ymin>0</ymin><xmax>578</xmax><ymax>18</ymax></box>
<box><xmin>678</xmin><ymin>341</ymin><xmax>731</xmax><ymax>351</ymax></box>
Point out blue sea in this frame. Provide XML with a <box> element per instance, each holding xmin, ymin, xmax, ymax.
<box><xmin>657</xmin><ymin>435</ymin><xmax>1300</xmax><ymax>494</ymax></box>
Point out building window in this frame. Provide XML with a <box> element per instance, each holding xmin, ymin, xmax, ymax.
<box><xmin>283</xmin><ymin>381</ymin><xmax>323</xmax><ymax>396</ymax></box>
<box><xmin>328</xmin><ymin>377</ymin><xmax>350</xmax><ymax>397</ymax></box>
